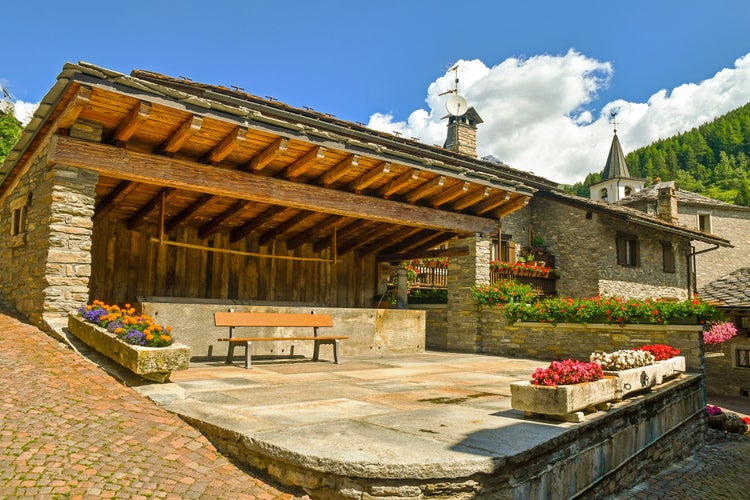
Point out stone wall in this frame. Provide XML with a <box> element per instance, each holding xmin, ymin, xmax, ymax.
<box><xmin>0</xmin><ymin>147</ymin><xmax>97</xmax><ymax>329</ymax></box>
<box><xmin>679</xmin><ymin>204</ymin><xmax>750</xmax><ymax>288</ymax></box>
<box><xmin>139</xmin><ymin>299</ymin><xmax>426</xmax><ymax>359</ymax></box>
<box><xmin>502</xmin><ymin>196</ymin><xmax>692</xmax><ymax>300</ymax></box>
<box><xmin>705</xmin><ymin>335</ymin><xmax>750</xmax><ymax>397</ymax></box>
<box><xmin>445</xmin><ymin>235</ymin><xmax>490</xmax><ymax>352</ymax></box>
<box><xmin>478</xmin><ymin>308</ymin><xmax>704</xmax><ymax>370</ymax></box>
<box><xmin>418</xmin><ymin>304</ymin><xmax>447</xmax><ymax>351</ymax></box>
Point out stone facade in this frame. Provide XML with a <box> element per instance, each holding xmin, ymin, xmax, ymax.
<box><xmin>445</xmin><ymin>235</ymin><xmax>490</xmax><ymax>353</ymax></box>
<box><xmin>705</xmin><ymin>335</ymin><xmax>750</xmax><ymax>397</ymax></box>
<box><xmin>0</xmin><ymin>147</ymin><xmax>97</xmax><ymax>329</ymax></box>
<box><xmin>620</xmin><ymin>188</ymin><xmax>750</xmax><ymax>289</ymax></box>
<box><xmin>502</xmin><ymin>196</ymin><xmax>692</xmax><ymax>300</ymax></box>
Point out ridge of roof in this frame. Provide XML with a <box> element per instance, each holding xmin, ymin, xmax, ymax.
<box><xmin>618</xmin><ymin>183</ymin><xmax>750</xmax><ymax>211</ymax></box>
<box><xmin>698</xmin><ymin>267</ymin><xmax>750</xmax><ymax>307</ymax></box>
<box><xmin>539</xmin><ymin>189</ymin><xmax>731</xmax><ymax>247</ymax></box>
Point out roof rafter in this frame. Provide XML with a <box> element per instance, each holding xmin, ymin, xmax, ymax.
<box><xmin>348</xmin><ymin>161</ymin><xmax>390</xmax><ymax>193</ymax></box>
<box><xmin>245</xmin><ymin>136</ymin><xmax>289</xmax><ymax>173</ymax></box>
<box><xmin>164</xmin><ymin>193</ymin><xmax>215</xmax><ymax>233</ymax></box>
<box><xmin>109</xmin><ymin>101</ymin><xmax>151</xmax><ymax>145</ymax></box>
<box><xmin>317</xmin><ymin>154</ymin><xmax>358</xmax><ymax>187</ymax></box>
<box><xmin>95</xmin><ymin>180</ymin><xmax>138</xmax><ymax>219</ymax></box>
<box><xmin>286</xmin><ymin>215</ymin><xmax>353</xmax><ymax>251</ymax></box>
<box><xmin>202</xmin><ymin>126</ymin><xmax>246</xmax><ymax>165</ymax></box>
<box><xmin>230</xmin><ymin>205</ymin><xmax>291</xmax><ymax>243</ymax></box>
<box><xmin>283</xmin><ymin>145</ymin><xmax>326</xmax><ymax>180</ymax></box>
<box><xmin>378</xmin><ymin>169</ymin><xmax>419</xmax><ymax>199</ymax></box>
<box><xmin>127</xmin><ymin>187</ymin><xmax>177</xmax><ymax>230</ymax></box>
<box><xmin>198</xmin><ymin>199</ymin><xmax>254</xmax><ymax>240</ymax></box>
<box><xmin>258</xmin><ymin>210</ymin><xmax>317</xmax><ymax>246</ymax></box>
<box><xmin>404</xmin><ymin>175</ymin><xmax>446</xmax><ymax>204</ymax></box>
<box><xmin>452</xmin><ymin>186</ymin><xmax>491</xmax><ymax>210</ymax></box>
<box><xmin>158</xmin><ymin>115</ymin><xmax>203</xmax><ymax>156</ymax></box>
<box><xmin>429</xmin><ymin>181</ymin><xmax>469</xmax><ymax>208</ymax></box>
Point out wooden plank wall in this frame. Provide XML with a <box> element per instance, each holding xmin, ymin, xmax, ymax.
<box><xmin>89</xmin><ymin>217</ymin><xmax>377</xmax><ymax>307</ymax></box>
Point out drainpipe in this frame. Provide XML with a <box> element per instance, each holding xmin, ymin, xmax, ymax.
<box><xmin>689</xmin><ymin>244</ymin><xmax>721</xmax><ymax>295</ymax></box>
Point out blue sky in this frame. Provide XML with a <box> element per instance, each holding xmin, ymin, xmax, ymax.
<box><xmin>3</xmin><ymin>1</ymin><xmax>750</xmax><ymax>183</ymax></box>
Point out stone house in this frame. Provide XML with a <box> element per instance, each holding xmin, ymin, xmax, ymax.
<box><xmin>0</xmin><ymin>61</ymin><xmax>731</xmax><ymax>355</ymax></box>
<box><xmin>0</xmin><ymin>62</ymin><xmax>545</xmax><ymax>341</ymax></box>
<box><xmin>698</xmin><ymin>268</ymin><xmax>750</xmax><ymax>397</ymax></box>
<box><xmin>618</xmin><ymin>183</ymin><xmax>750</xmax><ymax>290</ymax></box>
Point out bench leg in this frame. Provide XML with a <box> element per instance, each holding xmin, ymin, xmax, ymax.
<box><xmin>226</xmin><ymin>342</ymin><xmax>235</xmax><ymax>365</ymax></box>
<box><xmin>333</xmin><ymin>339</ymin><xmax>340</xmax><ymax>364</ymax></box>
<box><xmin>244</xmin><ymin>341</ymin><xmax>252</xmax><ymax>369</ymax></box>
<box><xmin>312</xmin><ymin>340</ymin><xmax>320</xmax><ymax>362</ymax></box>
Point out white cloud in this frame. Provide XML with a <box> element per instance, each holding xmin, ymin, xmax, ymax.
<box><xmin>368</xmin><ymin>50</ymin><xmax>750</xmax><ymax>185</ymax></box>
<box><xmin>13</xmin><ymin>100</ymin><xmax>38</xmax><ymax>126</ymax></box>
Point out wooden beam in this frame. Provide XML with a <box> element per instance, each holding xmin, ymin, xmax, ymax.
<box><xmin>127</xmin><ymin>187</ymin><xmax>176</xmax><ymax>230</ymax></box>
<box><xmin>429</xmin><ymin>181</ymin><xmax>469</xmax><ymax>208</ymax></box>
<box><xmin>283</xmin><ymin>145</ymin><xmax>326</xmax><ymax>180</ymax></box>
<box><xmin>164</xmin><ymin>193</ymin><xmax>215</xmax><ymax>233</ymax></box>
<box><xmin>491</xmin><ymin>195</ymin><xmax>530</xmax><ymax>218</ymax></box>
<box><xmin>318</xmin><ymin>154</ymin><xmax>359</xmax><ymax>187</ymax></box>
<box><xmin>452</xmin><ymin>186</ymin><xmax>491</xmax><ymax>211</ymax></box>
<box><xmin>258</xmin><ymin>210</ymin><xmax>316</xmax><ymax>246</ymax></box>
<box><xmin>336</xmin><ymin>223</ymin><xmax>391</xmax><ymax>255</ymax></box>
<box><xmin>203</xmin><ymin>126</ymin><xmax>246</xmax><ymax>165</ymax></box>
<box><xmin>348</xmin><ymin>161</ymin><xmax>390</xmax><ymax>193</ymax></box>
<box><xmin>286</xmin><ymin>214</ymin><xmax>351</xmax><ymax>251</ymax></box>
<box><xmin>376</xmin><ymin>229</ymin><xmax>437</xmax><ymax>258</ymax></box>
<box><xmin>95</xmin><ymin>181</ymin><xmax>138</xmax><ymax>219</ymax></box>
<box><xmin>245</xmin><ymin>136</ymin><xmax>289</xmax><ymax>173</ymax></box>
<box><xmin>378</xmin><ymin>233</ymin><xmax>459</xmax><ymax>262</ymax></box>
<box><xmin>109</xmin><ymin>101</ymin><xmax>151</xmax><ymax>144</ymax></box>
<box><xmin>58</xmin><ymin>86</ymin><xmax>92</xmax><ymax>130</ymax></box>
<box><xmin>471</xmin><ymin>191</ymin><xmax>511</xmax><ymax>215</ymax></box>
<box><xmin>159</xmin><ymin>115</ymin><xmax>203</xmax><ymax>156</ymax></box>
<box><xmin>378</xmin><ymin>169</ymin><xmax>419</xmax><ymax>199</ymax></box>
<box><xmin>313</xmin><ymin>219</ymin><xmax>375</xmax><ymax>253</ymax></box>
<box><xmin>357</xmin><ymin>225</ymin><xmax>421</xmax><ymax>257</ymax></box>
<box><xmin>404</xmin><ymin>175</ymin><xmax>446</xmax><ymax>203</ymax></box>
<box><xmin>47</xmin><ymin>136</ymin><xmax>500</xmax><ymax>235</ymax></box>
<box><xmin>198</xmin><ymin>199</ymin><xmax>254</xmax><ymax>240</ymax></box>
<box><xmin>230</xmin><ymin>205</ymin><xmax>290</xmax><ymax>243</ymax></box>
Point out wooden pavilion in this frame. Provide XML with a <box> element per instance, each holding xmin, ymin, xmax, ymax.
<box><xmin>0</xmin><ymin>62</ymin><xmax>551</xmax><ymax>325</ymax></box>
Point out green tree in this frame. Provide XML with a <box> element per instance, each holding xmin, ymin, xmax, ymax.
<box><xmin>0</xmin><ymin>111</ymin><xmax>22</xmax><ymax>165</ymax></box>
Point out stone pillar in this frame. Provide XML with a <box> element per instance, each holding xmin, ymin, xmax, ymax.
<box><xmin>40</xmin><ymin>164</ymin><xmax>98</xmax><ymax>328</ymax></box>
<box><xmin>396</xmin><ymin>267</ymin><xmax>408</xmax><ymax>309</ymax></box>
<box><xmin>446</xmin><ymin>234</ymin><xmax>491</xmax><ymax>352</ymax></box>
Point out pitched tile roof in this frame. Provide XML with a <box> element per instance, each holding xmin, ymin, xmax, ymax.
<box><xmin>619</xmin><ymin>183</ymin><xmax>750</xmax><ymax>212</ymax></box>
<box><xmin>698</xmin><ymin>268</ymin><xmax>750</xmax><ymax>308</ymax></box>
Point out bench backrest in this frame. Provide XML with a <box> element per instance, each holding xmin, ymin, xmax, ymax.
<box><xmin>214</xmin><ymin>311</ymin><xmax>333</xmax><ymax>328</ymax></box>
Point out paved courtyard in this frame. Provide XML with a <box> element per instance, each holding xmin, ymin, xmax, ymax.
<box><xmin>1</xmin><ymin>304</ymin><xmax>750</xmax><ymax>498</ymax></box>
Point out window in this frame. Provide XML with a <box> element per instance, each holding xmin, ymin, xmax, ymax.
<box><xmin>599</xmin><ymin>188</ymin><xmax>608</xmax><ymax>202</ymax></box>
<box><xmin>8</xmin><ymin>194</ymin><xmax>30</xmax><ymax>247</ymax></box>
<box><xmin>616</xmin><ymin>232</ymin><xmax>640</xmax><ymax>267</ymax></box>
<box><xmin>736</xmin><ymin>348</ymin><xmax>750</xmax><ymax>369</ymax></box>
<box><xmin>624</xmin><ymin>186</ymin><xmax>633</xmax><ymax>197</ymax></box>
<box><xmin>698</xmin><ymin>213</ymin><xmax>712</xmax><ymax>233</ymax></box>
<box><xmin>661</xmin><ymin>241</ymin><xmax>676</xmax><ymax>273</ymax></box>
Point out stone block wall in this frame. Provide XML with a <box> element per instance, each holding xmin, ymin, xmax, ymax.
<box><xmin>502</xmin><ymin>195</ymin><xmax>692</xmax><ymax>300</ymax></box>
<box><xmin>0</xmin><ymin>148</ymin><xmax>97</xmax><ymax>328</ymax></box>
<box><xmin>478</xmin><ymin>308</ymin><xmax>704</xmax><ymax>370</ymax></box>
<box><xmin>419</xmin><ymin>305</ymin><xmax>447</xmax><ymax>351</ymax></box>
<box><xmin>445</xmin><ymin>235</ymin><xmax>490</xmax><ymax>353</ymax></box>
<box><xmin>705</xmin><ymin>336</ymin><xmax>750</xmax><ymax>397</ymax></box>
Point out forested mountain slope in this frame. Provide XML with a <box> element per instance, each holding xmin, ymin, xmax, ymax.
<box><xmin>568</xmin><ymin>102</ymin><xmax>750</xmax><ymax>205</ymax></box>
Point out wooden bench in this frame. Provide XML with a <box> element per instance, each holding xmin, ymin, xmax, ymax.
<box><xmin>215</xmin><ymin>311</ymin><xmax>348</xmax><ymax>368</ymax></box>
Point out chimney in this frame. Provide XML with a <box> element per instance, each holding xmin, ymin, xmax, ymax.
<box><xmin>657</xmin><ymin>182</ymin><xmax>678</xmax><ymax>224</ymax></box>
<box><xmin>443</xmin><ymin>107</ymin><xmax>483</xmax><ymax>157</ymax></box>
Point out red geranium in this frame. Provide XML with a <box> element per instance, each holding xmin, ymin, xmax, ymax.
<box><xmin>636</xmin><ymin>344</ymin><xmax>680</xmax><ymax>361</ymax></box>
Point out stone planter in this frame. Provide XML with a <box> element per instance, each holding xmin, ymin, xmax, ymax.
<box><xmin>68</xmin><ymin>314</ymin><xmax>190</xmax><ymax>382</ymax></box>
<box><xmin>604</xmin><ymin>364</ymin><xmax>661</xmax><ymax>400</ymax></box>
<box><xmin>510</xmin><ymin>377</ymin><xmax>618</xmax><ymax>422</ymax></box>
<box><xmin>656</xmin><ymin>356</ymin><xmax>685</xmax><ymax>381</ymax></box>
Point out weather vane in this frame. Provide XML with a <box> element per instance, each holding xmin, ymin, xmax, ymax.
<box><xmin>609</xmin><ymin>111</ymin><xmax>619</xmax><ymax>134</ymax></box>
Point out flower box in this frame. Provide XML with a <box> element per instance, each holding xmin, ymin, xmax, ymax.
<box><xmin>68</xmin><ymin>314</ymin><xmax>190</xmax><ymax>382</ymax></box>
<box><xmin>655</xmin><ymin>356</ymin><xmax>685</xmax><ymax>381</ymax></box>
<box><xmin>604</xmin><ymin>364</ymin><xmax>661</xmax><ymax>400</ymax></box>
<box><xmin>510</xmin><ymin>377</ymin><xmax>617</xmax><ymax>422</ymax></box>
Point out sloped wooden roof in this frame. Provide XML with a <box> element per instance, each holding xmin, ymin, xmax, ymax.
<box><xmin>0</xmin><ymin>62</ymin><xmax>549</xmax><ymax>261</ymax></box>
